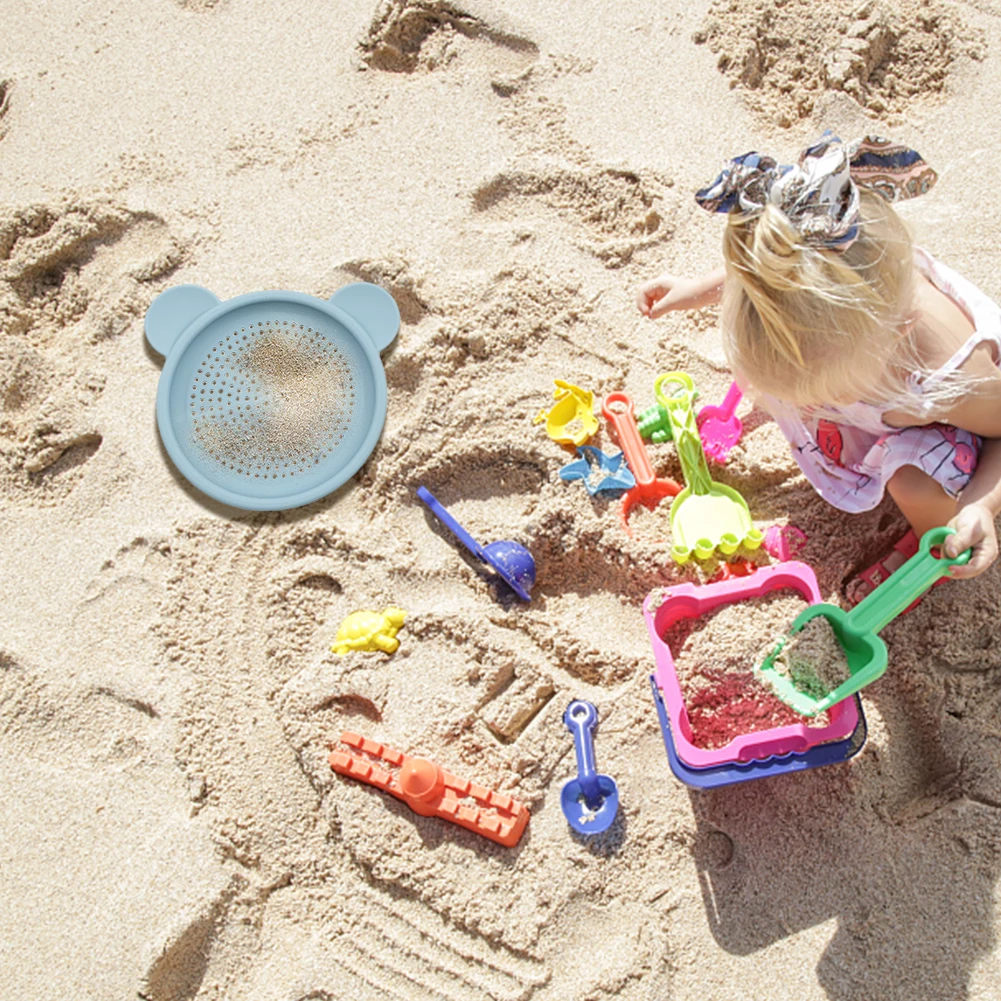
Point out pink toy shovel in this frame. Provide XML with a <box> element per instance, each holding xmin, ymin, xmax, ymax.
<box><xmin>698</xmin><ymin>382</ymin><xmax>743</xmax><ymax>464</ymax></box>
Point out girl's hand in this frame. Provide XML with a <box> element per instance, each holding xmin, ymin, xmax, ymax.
<box><xmin>944</xmin><ymin>502</ymin><xmax>999</xmax><ymax>579</ymax></box>
<box><xmin>635</xmin><ymin>273</ymin><xmax>700</xmax><ymax>318</ymax></box>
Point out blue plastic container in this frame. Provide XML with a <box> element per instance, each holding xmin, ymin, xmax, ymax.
<box><xmin>649</xmin><ymin>676</ymin><xmax>867</xmax><ymax>789</ymax></box>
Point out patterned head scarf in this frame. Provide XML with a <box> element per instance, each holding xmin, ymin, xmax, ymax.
<box><xmin>695</xmin><ymin>132</ymin><xmax>937</xmax><ymax>249</ymax></box>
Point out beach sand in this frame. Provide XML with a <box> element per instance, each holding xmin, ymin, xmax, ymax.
<box><xmin>2</xmin><ymin>1</ymin><xmax>1001</xmax><ymax>998</ymax></box>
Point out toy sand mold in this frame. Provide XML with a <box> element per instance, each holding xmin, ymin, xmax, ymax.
<box><xmin>658</xmin><ymin>372</ymin><xmax>763</xmax><ymax>563</ymax></box>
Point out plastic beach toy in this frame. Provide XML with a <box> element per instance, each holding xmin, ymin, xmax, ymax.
<box><xmin>759</xmin><ymin>526</ymin><xmax>971</xmax><ymax>716</ymax></box>
<box><xmin>560</xmin><ymin>701</ymin><xmax>619</xmax><ymax>834</ymax></box>
<box><xmin>709</xmin><ymin>557</ymin><xmax>757</xmax><ymax>583</ymax></box>
<box><xmin>330</xmin><ymin>731</ymin><xmax>530</xmax><ymax>848</ymax></box>
<box><xmin>763</xmin><ymin>524</ymin><xmax>808</xmax><ymax>562</ymax></box>
<box><xmin>697</xmin><ymin>381</ymin><xmax>743</xmax><ymax>464</ymax></box>
<box><xmin>145</xmin><ymin>282</ymin><xmax>400</xmax><ymax>511</ymax></box>
<box><xmin>643</xmin><ymin>562</ymin><xmax>861</xmax><ymax>768</ymax></box>
<box><xmin>601</xmin><ymin>392</ymin><xmax>681</xmax><ymax>535</ymax></box>
<box><xmin>636</xmin><ymin>399</ymin><xmax>673</xmax><ymax>444</ymax></box>
<box><xmin>533</xmin><ymin>380</ymin><xmax>599</xmax><ymax>446</ymax></box>
<box><xmin>558</xmin><ymin>446</ymin><xmax>636</xmax><ymax>498</ymax></box>
<box><xmin>657</xmin><ymin>372</ymin><xmax>763</xmax><ymax>563</ymax></box>
<box><xmin>332</xmin><ymin>608</ymin><xmax>406</xmax><ymax>655</ymax></box>
<box><xmin>650</xmin><ymin>677</ymin><xmax>867</xmax><ymax>789</ymax></box>
<box><xmin>417</xmin><ymin>486</ymin><xmax>536</xmax><ymax>601</ymax></box>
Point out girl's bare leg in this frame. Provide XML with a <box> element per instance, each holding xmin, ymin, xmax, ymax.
<box><xmin>886</xmin><ymin>465</ymin><xmax>957</xmax><ymax>538</ymax></box>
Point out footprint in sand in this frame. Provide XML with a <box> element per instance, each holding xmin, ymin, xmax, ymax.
<box><xmin>0</xmin><ymin>536</ymin><xmax>232</xmax><ymax>1000</ymax></box>
<box><xmin>0</xmin><ymin>649</ymin><xmax>160</xmax><ymax>769</ymax></box>
<box><xmin>455</xmin><ymin>51</ymin><xmax>681</xmax><ymax>269</ymax></box>
<box><xmin>358</xmin><ymin>0</ymin><xmax>538</xmax><ymax>74</ymax></box>
<box><xmin>0</xmin><ymin>197</ymin><xmax>182</xmax><ymax>500</ymax></box>
<box><xmin>472</xmin><ymin>162</ymin><xmax>675</xmax><ymax>269</ymax></box>
<box><xmin>1</xmin><ymin>539</ymin><xmax>170</xmax><ymax>770</ymax></box>
<box><xmin>1</xmin><ymin>670</ymin><xmax>228</xmax><ymax>1001</ymax></box>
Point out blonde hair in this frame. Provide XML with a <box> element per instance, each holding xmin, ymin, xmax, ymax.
<box><xmin>721</xmin><ymin>190</ymin><xmax>952</xmax><ymax>414</ymax></box>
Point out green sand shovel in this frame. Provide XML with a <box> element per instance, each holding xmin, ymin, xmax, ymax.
<box><xmin>758</xmin><ymin>526</ymin><xmax>971</xmax><ymax>716</ymax></box>
<box><xmin>658</xmin><ymin>372</ymin><xmax>764</xmax><ymax>564</ymax></box>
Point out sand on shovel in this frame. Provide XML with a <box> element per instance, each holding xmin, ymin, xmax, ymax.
<box><xmin>771</xmin><ymin>616</ymin><xmax>852</xmax><ymax>701</ymax></box>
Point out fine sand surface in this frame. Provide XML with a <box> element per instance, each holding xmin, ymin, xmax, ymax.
<box><xmin>3</xmin><ymin>1</ymin><xmax>1001</xmax><ymax>999</ymax></box>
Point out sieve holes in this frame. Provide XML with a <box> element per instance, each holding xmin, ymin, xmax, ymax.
<box><xmin>188</xmin><ymin>319</ymin><xmax>355</xmax><ymax>482</ymax></box>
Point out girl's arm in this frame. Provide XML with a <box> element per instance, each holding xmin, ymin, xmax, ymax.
<box><xmin>940</xmin><ymin>371</ymin><xmax>1001</xmax><ymax>577</ymax></box>
<box><xmin>945</xmin><ymin>438</ymin><xmax>1001</xmax><ymax>578</ymax></box>
<box><xmin>636</xmin><ymin>266</ymin><xmax>726</xmax><ymax>318</ymax></box>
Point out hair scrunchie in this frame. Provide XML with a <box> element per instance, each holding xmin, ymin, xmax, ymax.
<box><xmin>695</xmin><ymin>131</ymin><xmax>937</xmax><ymax>249</ymax></box>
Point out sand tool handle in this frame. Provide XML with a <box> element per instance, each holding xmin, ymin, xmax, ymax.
<box><xmin>564</xmin><ymin>701</ymin><xmax>603</xmax><ymax>806</ymax></box>
<box><xmin>656</xmin><ymin>372</ymin><xmax>712</xmax><ymax>495</ymax></box>
<box><xmin>328</xmin><ymin>282</ymin><xmax>401</xmax><ymax>352</ymax></box>
<box><xmin>602</xmin><ymin>393</ymin><xmax>655</xmax><ymax>485</ymax></box>
<box><xmin>417</xmin><ymin>487</ymin><xmax>485</xmax><ymax>563</ymax></box>
<box><xmin>717</xmin><ymin>381</ymin><xmax>743</xmax><ymax>419</ymax></box>
<box><xmin>847</xmin><ymin>526</ymin><xmax>971</xmax><ymax>636</ymax></box>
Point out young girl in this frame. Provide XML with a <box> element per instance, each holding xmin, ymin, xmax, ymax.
<box><xmin>636</xmin><ymin>133</ymin><xmax>1001</xmax><ymax>594</ymax></box>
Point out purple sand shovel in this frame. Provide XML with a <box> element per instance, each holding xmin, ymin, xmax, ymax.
<box><xmin>417</xmin><ymin>486</ymin><xmax>536</xmax><ymax>602</ymax></box>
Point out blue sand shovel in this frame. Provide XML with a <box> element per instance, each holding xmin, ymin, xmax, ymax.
<box><xmin>561</xmin><ymin>700</ymin><xmax>619</xmax><ymax>834</ymax></box>
<box><xmin>417</xmin><ymin>486</ymin><xmax>536</xmax><ymax>601</ymax></box>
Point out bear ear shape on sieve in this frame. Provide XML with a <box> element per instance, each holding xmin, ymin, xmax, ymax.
<box><xmin>144</xmin><ymin>285</ymin><xmax>221</xmax><ymax>358</ymax></box>
<box><xmin>328</xmin><ymin>282</ymin><xmax>401</xmax><ymax>353</ymax></box>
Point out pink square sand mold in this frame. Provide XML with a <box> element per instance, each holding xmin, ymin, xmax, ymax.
<box><xmin>643</xmin><ymin>561</ymin><xmax>861</xmax><ymax>768</ymax></box>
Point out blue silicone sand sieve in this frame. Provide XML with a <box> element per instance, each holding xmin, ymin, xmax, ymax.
<box><xmin>145</xmin><ymin>282</ymin><xmax>400</xmax><ymax>511</ymax></box>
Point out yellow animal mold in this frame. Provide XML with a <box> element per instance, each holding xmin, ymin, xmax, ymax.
<box><xmin>533</xmin><ymin>379</ymin><xmax>598</xmax><ymax>446</ymax></box>
<box><xmin>332</xmin><ymin>607</ymin><xmax>407</xmax><ymax>655</ymax></box>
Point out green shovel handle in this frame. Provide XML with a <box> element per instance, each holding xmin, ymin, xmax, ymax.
<box><xmin>656</xmin><ymin>372</ymin><xmax>713</xmax><ymax>495</ymax></box>
<box><xmin>846</xmin><ymin>526</ymin><xmax>971</xmax><ymax>636</ymax></box>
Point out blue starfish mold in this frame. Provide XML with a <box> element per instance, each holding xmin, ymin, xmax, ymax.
<box><xmin>559</xmin><ymin>446</ymin><xmax>636</xmax><ymax>498</ymax></box>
